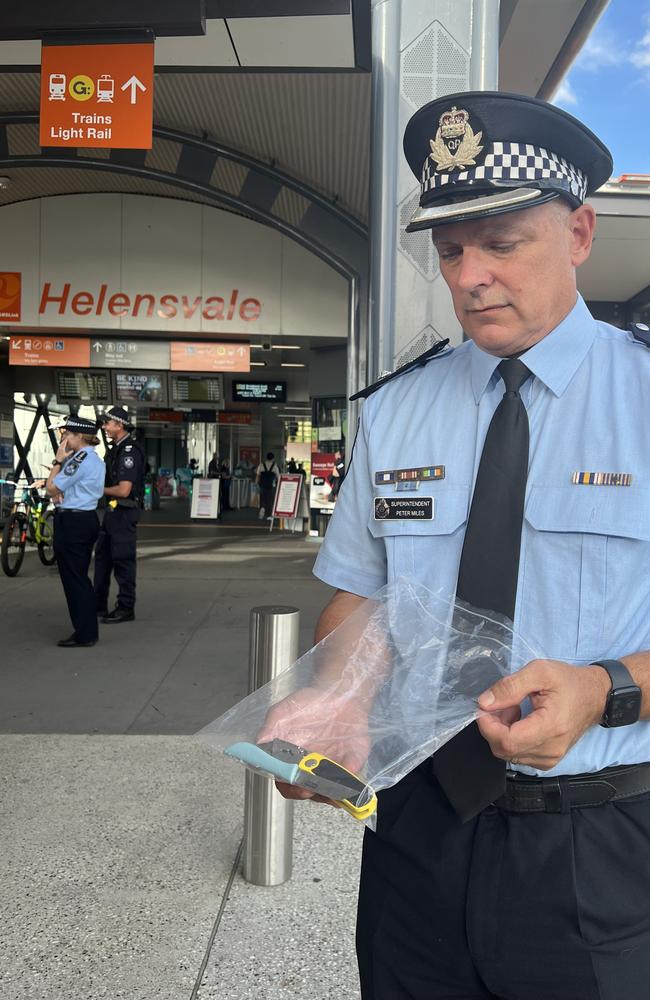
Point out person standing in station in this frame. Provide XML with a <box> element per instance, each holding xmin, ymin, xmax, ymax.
<box><xmin>219</xmin><ymin>459</ymin><xmax>232</xmax><ymax>512</ymax></box>
<box><xmin>256</xmin><ymin>451</ymin><xmax>280</xmax><ymax>520</ymax></box>
<box><xmin>94</xmin><ymin>406</ymin><xmax>145</xmax><ymax>624</ymax></box>
<box><xmin>45</xmin><ymin>416</ymin><xmax>105</xmax><ymax>648</ymax></box>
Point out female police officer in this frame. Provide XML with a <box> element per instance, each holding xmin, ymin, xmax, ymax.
<box><xmin>46</xmin><ymin>416</ymin><xmax>105</xmax><ymax>648</ymax></box>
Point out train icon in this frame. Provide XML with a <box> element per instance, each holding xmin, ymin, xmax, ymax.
<box><xmin>48</xmin><ymin>74</ymin><xmax>66</xmax><ymax>101</ymax></box>
<box><xmin>97</xmin><ymin>75</ymin><xmax>114</xmax><ymax>103</ymax></box>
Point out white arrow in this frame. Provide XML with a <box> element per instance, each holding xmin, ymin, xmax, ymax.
<box><xmin>121</xmin><ymin>75</ymin><xmax>146</xmax><ymax>105</ymax></box>
<box><xmin>93</xmin><ymin>341</ymin><xmax>103</xmax><ymax>352</ymax></box>
<box><xmin>11</xmin><ymin>339</ymin><xmax>21</xmax><ymax>349</ymax></box>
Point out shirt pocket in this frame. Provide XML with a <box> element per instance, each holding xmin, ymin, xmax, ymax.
<box><xmin>522</xmin><ymin>486</ymin><xmax>650</xmax><ymax>660</ymax></box>
<box><xmin>367</xmin><ymin>487</ymin><xmax>470</xmax><ymax>582</ymax></box>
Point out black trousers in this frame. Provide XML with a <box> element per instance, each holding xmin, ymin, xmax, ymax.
<box><xmin>260</xmin><ymin>487</ymin><xmax>275</xmax><ymax>515</ymax></box>
<box><xmin>53</xmin><ymin>510</ymin><xmax>100</xmax><ymax>643</ymax></box>
<box><xmin>93</xmin><ymin>507</ymin><xmax>139</xmax><ymax>611</ymax></box>
<box><xmin>357</xmin><ymin>762</ymin><xmax>650</xmax><ymax>1000</ymax></box>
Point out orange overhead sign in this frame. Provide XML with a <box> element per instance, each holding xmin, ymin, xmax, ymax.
<box><xmin>40</xmin><ymin>42</ymin><xmax>154</xmax><ymax>149</ymax></box>
<box><xmin>9</xmin><ymin>335</ymin><xmax>90</xmax><ymax>368</ymax></box>
<box><xmin>170</xmin><ymin>342</ymin><xmax>251</xmax><ymax>373</ymax></box>
<box><xmin>0</xmin><ymin>272</ymin><xmax>21</xmax><ymax>322</ymax></box>
<box><xmin>218</xmin><ymin>411</ymin><xmax>252</xmax><ymax>425</ymax></box>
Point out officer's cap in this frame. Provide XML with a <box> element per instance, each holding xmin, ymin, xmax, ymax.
<box><xmin>62</xmin><ymin>416</ymin><xmax>99</xmax><ymax>434</ymax></box>
<box><xmin>403</xmin><ymin>91</ymin><xmax>613</xmax><ymax>231</ymax></box>
<box><xmin>101</xmin><ymin>406</ymin><xmax>131</xmax><ymax>427</ymax></box>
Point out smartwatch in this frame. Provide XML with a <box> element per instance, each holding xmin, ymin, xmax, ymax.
<box><xmin>591</xmin><ymin>659</ymin><xmax>642</xmax><ymax>728</ymax></box>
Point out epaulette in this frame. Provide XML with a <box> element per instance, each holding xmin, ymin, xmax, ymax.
<box><xmin>350</xmin><ymin>338</ymin><xmax>451</xmax><ymax>401</ymax></box>
<box><xmin>629</xmin><ymin>322</ymin><xmax>650</xmax><ymax>349</ymax></box>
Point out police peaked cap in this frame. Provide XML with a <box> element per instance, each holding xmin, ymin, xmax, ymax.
<box><xmin>101</xmin><ymin>406</ymin><xmax>132</xmax><ymax>426</ymax></box>
<box><xmin>403</xmin><ymin>91</ymin><xmax>613</xmax><ymax>231</ymax></box>
<box><xmin>62</xmin><ymin>416</ymin><xmax>99</xmax><ymax>434</ymax></box>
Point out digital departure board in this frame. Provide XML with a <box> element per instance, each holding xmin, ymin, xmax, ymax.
<box><xmin>170</xmin><ymin>374</ymin><xmax>223</xmax><ymax>404</ymax></box>
<box><xmin>232</xmin><ymin>380</ymin><xmax>286</xmax><ymax>403</ymax></box>
<box><xmin>56</xmin><ymin>370</ymin><xmax>110</xmax><ymax>402</ymax></box>
<box><xmin>113</xmin><ymin>371</ymin><xmax>167</xmax><ymax>406</ymax></box>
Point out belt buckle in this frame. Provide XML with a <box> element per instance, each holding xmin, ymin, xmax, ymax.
<box><xmin>542</xmin><ymin>776</ymin><xmax>563</xmax><ymax>813</ymax></box>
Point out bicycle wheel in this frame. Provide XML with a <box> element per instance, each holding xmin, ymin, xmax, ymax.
<box><xmin>1</xmin><ymin>513</ymin><xmax>26</xmax><ymax>577</ymax></box>
<box><xmin>37</xmin><ymin>509</ymin><xmax>56</xmax><ymax>566</ymax></box>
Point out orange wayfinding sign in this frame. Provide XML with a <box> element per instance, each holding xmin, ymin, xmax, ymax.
<box><xmin>40</xmin><ymin>42</ymin><xmax>154</xmax><ymax>149</ymax></box>
<box><xmin>170</xmin><ymin>342</ymin><xmax>251</xmax><ymax>373</ymax></box>
<box><xmin>9</xmin><ymin>335</ymin><xmax>90</xmax><ymax>368</ymax></box>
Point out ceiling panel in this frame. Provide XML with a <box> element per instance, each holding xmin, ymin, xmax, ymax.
<box><xmin>0</xmin><ymin>12</ymin><xmax>357</xmax><ymax>70</ymax></box>
<box><xmin>0</xmin><ymin>167</ymin><xmax>229</xmax><ymax>209</ymax></box>
<box><xmin>0</xmin><ymin>69</ymin><xmax>370</xmax><ymax>222</ymax></box>
<box><xmin>154</xmin><ymin>20</ymin><xmax>238</xmax><ymax>67</ymax></box>
<box><xmin>153</xmin><ymin>73</ymin><xmax>370</xmax><ymax>220</ymax></box>
<box><xmin>499</xmin><ymin>0</ymin><xmax>586</xmax><ymax>96</ymax></box>
<box><xmin>578</xmin><ymin>212</ymin><xmax>650</xmax><ymax>302</ymax></box>
<box><xmin>229</xmin><ymin>14</ymin><xmax>355</xmax><ymax>68</ymax></box>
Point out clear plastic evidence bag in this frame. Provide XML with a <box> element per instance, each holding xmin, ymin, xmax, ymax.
<box><xmin>197</xmin><ymin>579</ymin><xmax>538</xmax><ymax>827</ymax></box>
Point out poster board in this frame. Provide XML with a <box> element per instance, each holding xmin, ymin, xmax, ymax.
<box><xmin>309</xmin><ymin>451</ymin><xmax>336</xmax><ymax>511</ymax></box>
<box><xmin>190</xmin><ymin>478</ymin><xmax>220</xmax><ymax>519</ymax></box>
<box><xmin>272</xmin><ymin>474</ymin><xmax>302</xmax><ymax>519</ymax></box>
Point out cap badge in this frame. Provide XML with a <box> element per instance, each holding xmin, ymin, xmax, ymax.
<box><xmin>429</xmin><ymin>106</ymin><xmax>483</xmax><ymax>173</ymax></box>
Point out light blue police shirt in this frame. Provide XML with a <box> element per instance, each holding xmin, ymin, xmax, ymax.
<box><xmin>314</xmin><ymin>295</ymin><xmax>650</xmax><ymax>776</ymax></box>
<box><xmin>53</xmin><ymin>447</ymin><xmax>105</xmax><ymax>511</ymax></box>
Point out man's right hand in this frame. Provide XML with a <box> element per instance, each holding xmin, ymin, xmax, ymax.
<box><xmin>256</xmin><ymin>686</ymin><xmax>371</xmax><ymax>808</ymax></box>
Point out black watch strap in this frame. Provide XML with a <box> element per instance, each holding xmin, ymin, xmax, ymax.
<box><xmin>591</xmin><ymin>659</ymin><xmax>641</xmax><ymax>728</ymax></box>
<box><xmin>52</xmin><ymin>459</ymin><xmax>61</xmax><ymax>467</ymax></box>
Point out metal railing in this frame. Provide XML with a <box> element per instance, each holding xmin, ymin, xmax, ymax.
<box><xmin>243</xmin><ymin>605</ymin><xmax>300</xmax><ymax>886</ymax></box>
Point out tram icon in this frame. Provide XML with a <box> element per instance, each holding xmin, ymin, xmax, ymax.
<box><xmin>97</xmin><ymin>75</ymin><xmax>114</xmax><ymax>103</ymax></box>
<box><xmin>48</xmin><ymin>74</ymin><xmax>66</xmax><ymax>101</ymax></box>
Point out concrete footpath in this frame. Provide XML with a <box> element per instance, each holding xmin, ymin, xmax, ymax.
<box><xmin>0</xmin><ymin>510</ymin><xmax>364</xmax><ymax>999</ymax></box>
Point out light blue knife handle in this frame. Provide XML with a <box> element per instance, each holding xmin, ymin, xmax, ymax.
<box><xmin>225</xmin><ymin>742</ymin><xmax>299</xmax><ymax>784</ymax></box>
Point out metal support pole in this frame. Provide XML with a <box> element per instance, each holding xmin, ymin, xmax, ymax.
<box><xmin>243</xmin><ymin>605</ymin><xmax>299</xmax><ymax>885</ymax></box>
<box><xmin>470</xmin><ymin>0</ymin><xmax>501</xmax><ymax>91</ymax></box>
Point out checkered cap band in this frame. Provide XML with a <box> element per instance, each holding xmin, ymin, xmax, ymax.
<box><xmin>64</xmin><ymin>417</ymin><xmax>98</xmax><ymax>434</ymax></box>
<box><xmin>421</xmin><ymin>142</ymin><xmax>588</xmax><ymax>203</ymax></box>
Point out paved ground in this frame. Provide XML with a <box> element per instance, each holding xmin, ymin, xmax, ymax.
<box><xmin>0</xmin><ymin>502</ymin><xmax>364</xmax><ymax>1000</ymax></box>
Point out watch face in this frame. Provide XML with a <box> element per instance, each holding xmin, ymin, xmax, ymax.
<box><xmin>606</xmin><ymin>689</ymin><xmax>642</xmax><ymax>727</ymax></box>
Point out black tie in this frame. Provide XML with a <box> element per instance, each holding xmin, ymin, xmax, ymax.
<box><xmin>432</xmin><ymin>358</ymin><xmax>531</xmax><ymax>821</ymax></box>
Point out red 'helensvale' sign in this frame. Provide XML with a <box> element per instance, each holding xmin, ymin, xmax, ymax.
<box><xmin>40</xmin><ymin>42</ymin><xmax>154</xmax><ymax>149</ymax></box>
<box><xmin>0</xmin><ymin>272</ymin><xmax>21</xmax><ymax>322</ymax></box>
<box><xmin>38</xmin><ymin>283</ymin><xmax>261</xmax><ymax>324</ymax></box>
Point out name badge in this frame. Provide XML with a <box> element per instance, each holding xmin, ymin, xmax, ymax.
<box><xmin>374</xmin><ymin>497</ymin><xmax>434</xmax><ymax>520</ymax></box>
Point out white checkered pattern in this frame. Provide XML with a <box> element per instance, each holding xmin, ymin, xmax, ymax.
<box><xmin>421</xmin><ymin>142</ymin><xmax>587</xmax><ymax>203</ymax></box>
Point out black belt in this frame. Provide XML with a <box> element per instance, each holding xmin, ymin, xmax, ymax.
<box><xmin>55</xmin><ymin>508</ymin><xmax>98</xmax><ymax>514</ymax></box>
<box><xmin>493</xmin><ymin>764</ymin><xmax>650</xmax><ymax>813</ymax></box>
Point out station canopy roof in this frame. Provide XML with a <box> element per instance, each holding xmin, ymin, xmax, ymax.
<box><xmin>0</xmin><ymin>0</ymin><xmax>645</xmax><ymax>309</ymax></box>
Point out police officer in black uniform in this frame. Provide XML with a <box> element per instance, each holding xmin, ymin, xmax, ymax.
<box><xmin>94</xmin><ymin>406</ymin><xmax>145</xmax><ymax>623</ymax></box>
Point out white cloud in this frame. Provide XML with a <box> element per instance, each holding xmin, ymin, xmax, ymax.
<box><xmin>630</xmin><ymin>16</ymin><xmax>650</xmax><ymax>70</ymax></box>
<box><xmin>575</xmin><ymin>29</ymin><xmax>620</xmax><ymax>70</ymax></box>
<box><xmin>552</xmin><ymin>77</ymin><xmax>578</xmax><ymax>107</ymax></box>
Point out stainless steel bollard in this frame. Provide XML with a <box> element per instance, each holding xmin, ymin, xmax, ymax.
<box><xmin>243</xmin><ymin>605</ymin><xmax>299</xmax><ymax>885</ymax></box>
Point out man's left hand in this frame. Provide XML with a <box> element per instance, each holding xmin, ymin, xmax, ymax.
<box><xmin>477</xmin><ymin>660</ymin><xmax>611</xmax><ymax>771</ymax></box>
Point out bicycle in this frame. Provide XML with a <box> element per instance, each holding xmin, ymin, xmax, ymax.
<box><xmin>0</xmin><ymin>479</ymin><xmax>56</xmax><ymax>577</ymax></box>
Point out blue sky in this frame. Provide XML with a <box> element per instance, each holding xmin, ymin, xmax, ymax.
<box><xmin>552</xmin><ymin>0</ymin><xmax>650</xmax><ymax>176</ymax></box>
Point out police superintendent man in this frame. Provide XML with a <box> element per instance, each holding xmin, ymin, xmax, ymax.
<box><xmin>94</xmin><ymin>406</ymin><xmax>145</xmax><ymax>623</ymax></box>
<box><xmin>272</xmin><ymin>92</ymin><xmax>650</xmax><ymax>999</ymax></box>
